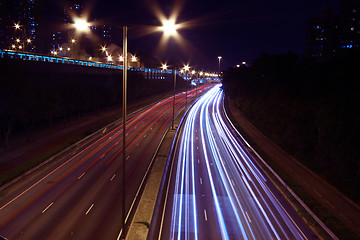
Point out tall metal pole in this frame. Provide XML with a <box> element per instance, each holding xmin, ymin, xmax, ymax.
<box><xmin>122</xmin><ymin>25</ymin><xmax>128</xmax><ymax>239</ymax></box>
<box><xmin>185</xmin><ymin>71</ymin><xmax>188</xmax><ymax>108</ymax></box>
<box><xmin>218</xmin><ymin>56</ymin><xmax>222</xmax><ymax>81</ymax></box>
<box><xmin>172</xmin><ymin>69</ymin><xmax>176</xmax><ymax>130</ymax></box>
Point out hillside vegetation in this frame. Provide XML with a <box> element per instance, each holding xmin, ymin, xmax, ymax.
<box><xmin>223</xmin><ymin>51</ymin><xmax>360</xmax><ymax>203</ymax></box>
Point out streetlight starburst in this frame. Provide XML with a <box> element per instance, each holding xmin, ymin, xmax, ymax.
<box><xmin>160</xmin><ymin>19</ymin><xmax>179</xmax><ymax>37</ymax></box>
<box><xmin>73</xmin><ymin>17</ymin><xmax>90</xmax><ymax>32</ymax></box>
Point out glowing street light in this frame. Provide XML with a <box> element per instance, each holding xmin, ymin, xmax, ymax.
<box><xmin>101</xmin><ymin>46</ymin><xmax>107</xmax><ymax>52</ymax></box>
<box><xmin>119</xmin><ymin>55</ymin><xmax>124</xmax><ymax>62</ymax></box>
<box><xmin>107</xmin><ymin>55</ymin><xmax>113</xmax><ymax>62</ymax></box>
<box><xmin>59</xmin><ymin>47</ymin><xmax>63</xmax><ymax>51</ymax></box>
<box><xmin>131</xmin><ymin>55</ymin><xmax>137</xmax><ymax>62</ymax></box>
<box><xmin>73</xmin><ymin>17</ymin><xmax>90</xmax><ymax>32</ymax></box>
<box><xmin>218</xmin><ymin>56</ymin><xmax>222</xmax><ymax>80</ymax></box>
<box><xmin>71</xmin><ymin>39</ymin><xmax>76</xmax><ymax>43</ymax></box>
<box><xmin>183</xmin><ymin>64</ymin><xmax>191</xmax><ymax>108</ymax></box>
<box><xmin>160</xmin><ymin>19</ymin><xmax>179</xmax><ymax>37</ymax></box>
<box><xmin>16</xmin><ymin>39</ymin><xmax>20</xmax><ymax>43</ymax></box>
<box><xmin>161</xmin><ymin>63</ymin><xmax>168</xmax><ymax>80</ymax></box>
<box><xmin>183</xmin><ymin>64</ymin><xmax>190</xmax><ymax>72</ymax></box>
<box><xmin>11</xmin><ymin>44</ymin><xmax>16</xmax><ymax>49</ymax></box>
<box><xmin>14</xmin><ymin>23</ymin><xmax>20</xmax><ymax>30</ymax></box>
<box><xmin>27</xmin><ymin>39</ymin><xmax>31</xmax><ymax>43</ymax></box>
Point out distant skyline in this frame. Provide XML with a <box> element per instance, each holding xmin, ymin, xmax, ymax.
<box><xmin>91</xmin><ymin>0</ymin><xmax>343</xmax><ymax>70</ymax></box>
<box><xmin>24</xmin><ymin>0</ymin><xmax>344</xmax><ymax>70</ymax></box>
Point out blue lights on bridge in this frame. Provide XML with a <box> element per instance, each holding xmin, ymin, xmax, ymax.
<box><xmin>0</xmin><ymin>49</ymin><xmax>124</xmax><ymax>70</ymax></box>
<box><xmin>0</xmin><ymin>49</ymin><xmax>214</xmax><ymax>82</ymax></box>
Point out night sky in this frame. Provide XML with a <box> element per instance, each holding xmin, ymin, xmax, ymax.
<box><xmin>45</xmin><ymin>0</ymin><xmax>342</xmax><ymax>71</ymax></box>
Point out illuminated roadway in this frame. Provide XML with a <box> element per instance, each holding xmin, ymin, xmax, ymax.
<box><xmin>0</xmin><ymin>84</ymin><xmax>211</xmax><ymax>240</ymax></box>
<box><xmin>159</xmin><ymin>85</ymin><xmax>316</xmax><ymax>239</ymax></box>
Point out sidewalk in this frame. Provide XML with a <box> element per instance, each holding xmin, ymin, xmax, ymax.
<box><xmin>226</xmin><ymin>97</ymin><xmax>360</xmax><ymax>238</ymax></box>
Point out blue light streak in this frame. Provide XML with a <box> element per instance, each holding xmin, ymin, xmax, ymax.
<box><xmin>168</xmin><ymin>84</ymin><xmax>309</xmax><ymax>239</ymax></box>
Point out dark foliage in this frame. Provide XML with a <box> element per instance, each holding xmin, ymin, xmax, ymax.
<box><xmin>0</xmin><ymin>59</ymin><xmax>182</xmax><ymax>150</ymax></box>
<box><xmin>223</xmin><ymin>51</ymin><xmax>360</xmax><ymax>203</ymax></box>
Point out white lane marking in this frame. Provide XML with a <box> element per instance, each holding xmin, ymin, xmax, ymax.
<box><xmin>325</xmin><ymin>200</ymin><xmax>335</xmax><ymax>209</ymax></box>
<box><xmin>126</xmin><ymin>155</ymin><xmax>130</xmax><ymax>161</ymax></box>
<box><xmin>86</xmin><ymin>204</ymin><xmax>94</xmax><ymax>215</ymax></box>
<box><xmin>197</xmin><ymin>146</ymin><xmax>198</xmax><ymax>150</ymax></box>
<box><xmin>100</xmin><ymin>154</ymin><xmax>105</xmax><ymax>159</ymax></box>
<box><xmin>109</xmin><ymin>137</ymin><xmax>112</xmax><ymax>139</ymax></box>
<box><xmin>78</xmin><ymin>172</ymin><xmax>86</xmax><ymax>180</ymax></box>
<box><xmin>314</xmin><ymin>190</ymin><xmax>322</xmax><ymax>198</ymax></box>
<box><xmin>137</xmin><ymin>143</ymin><xmax>139</xmax><ymax>147</ymax></box>
<box><xmin>204</xmin><ymin>210</ymin><xmax>208</xmax><ymax>221</ymax></box>
<box><xmin>111</xmin><ymin>174</ymin><xmax>116</xmax><ymax>181</ymax></box>
<box><xmin>200</xmin><ymin>178</ymin><xmax>203</xmax><ymax>185</ymax></box>
<box><xmin>245</xmin><ymin>211</ymin><xmax>252</xmax><ymax>223</ymax></box>
<box><xmin>198</xmin><ymin>159</ymin><xmax>200</xmax><ymax>164</ymax></box>
<box><xmin>196</xmin><ymin>137</ymin><xmax>198</xmax><ymax>140</ymax></box>
<box><xmin>231</xmin><ymin>180</ymin><xmax>235</xmax><ymax>186</ymax></box>
<box><xmin>144</xmin><ymin>134</ymin><xmax>147</xmax><ymax>138</ymax></box>
<box><xmin>115</xmin><ymin>141</ymin><xmax>119</xmax><ymax>145</ymax></box>
<box><xmin>42</xmin><ymin>202</ymin><xmax>54</xmax><ymax>213</ymax></box>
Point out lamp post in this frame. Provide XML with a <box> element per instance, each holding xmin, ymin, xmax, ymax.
<box><xmin>119</xmin><ymin>16</ymin><xmax>178</xmax><ymax>239</ymax></box>
<box><xmin>122</xmin><ymin>25</ymin><xmax>128</xmax><ymax>239</ymax></box>
<box><xmin>218</xmin><ymin>56</ymin><xmax>222</xmax><ymax>81</ymax></box>
<box><xmin>119</xmin><ymin>18</ymin><xmax>180</xmax><ymax>239</ymax></box>
<box><xmin>183</xmin><ymin>64</ymin><xmax>190</xmax><ymax>108</ymax></box>
<box><xmin>161</xmin><ymin>63</ymin><xmax>167</xmax><ymax>80</ymax></box>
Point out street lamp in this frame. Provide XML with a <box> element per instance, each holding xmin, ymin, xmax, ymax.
<box><xmin>160</xmin><ymin>19</ymin><xmax>179</xmax><ymax>37</ymax></box>
<box><xmin>183</xmin><ymin>64</ymin><xmax>190</xmax><ymax>108</ymax></box>
<box><xmin>121</xmin><ymin>26</ymin><xmax>128</xmax><ymax>240</ymax></box>
<box><xmin>161</xmin><ymin>63</ymin><xmax>167</xmax><ymax>80</ymax></box>
<box><xmin>73</xmin><ymin>17</ymin><xmax>90</xmax><ymax>32</ymax></box>
<box><xmin>218</xmin><ymin>56</ymin><xmax>222</xmax><ymax>81</ymax></box>
<box><xmin>119</xmin><ymin>18</ymin><xmax>181</xmax><ymax>239</ymax></box>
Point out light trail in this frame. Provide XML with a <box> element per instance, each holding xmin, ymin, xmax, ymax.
<box><xmin>0</xmin><ymin>84</ymin><xmax>212</xmax><ymax>240</ymax></box>
<box><xmin>165</xmin><ymin>84</ymin><xmax>312</xmax><ymax>239</ymax></box>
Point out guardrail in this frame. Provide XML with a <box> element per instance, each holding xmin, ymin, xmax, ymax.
<box><xmin>0</xmin><ymin>49</ymin><xmax>172</xmax><ymax>79</ymax></box>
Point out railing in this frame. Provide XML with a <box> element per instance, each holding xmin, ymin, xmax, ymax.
<box><xmin>0</xmin><ymin>49</ymin><xmax>214</xmax><ymax>82</ymax></box>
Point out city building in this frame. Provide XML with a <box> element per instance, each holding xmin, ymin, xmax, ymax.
<box><xmin>0</xmin><ymin>0</ymin><xmax>38</xmax><ymax>52</ymax></box>
<box><xmin>306</xmin><ymin>0</ymin><xmax>360</xmax><ymax>60</ymax></box>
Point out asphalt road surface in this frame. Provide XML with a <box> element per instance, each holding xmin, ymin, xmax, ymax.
<box><xmin>0</xmin><ymin>84</ymin><xmax>211</xmax><ymax>240</ymax></box>
<box><xmin>159</xmin><ymin>84</ymin><xmax>316</xmax><ymax>240</ymax></box>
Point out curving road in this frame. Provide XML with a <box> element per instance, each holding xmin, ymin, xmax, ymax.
<box><xmin>0</xmin><ymin>84</ymin><xmax>211</xmax><ymax>240</ymax></box>
<box><xmin>159</xmin><ymin>84</ymin><xmax>316</xmax><ymax>240</ymax></box>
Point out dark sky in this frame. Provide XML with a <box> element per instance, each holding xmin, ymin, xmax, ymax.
<box><xmin>46</xmin><ymin>0</ymin><xmax>342</xmax><ymax>71</ymax></box>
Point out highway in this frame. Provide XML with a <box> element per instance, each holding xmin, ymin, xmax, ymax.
<box><xmin>159</xmin><ymin>84</ymin><xmax>316</xmax><ymax>240</ymax></box>
<box><xmin>0</xmin><ymin>84</ymin><xmax>211</xmax><ymax>240</ymax></box>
